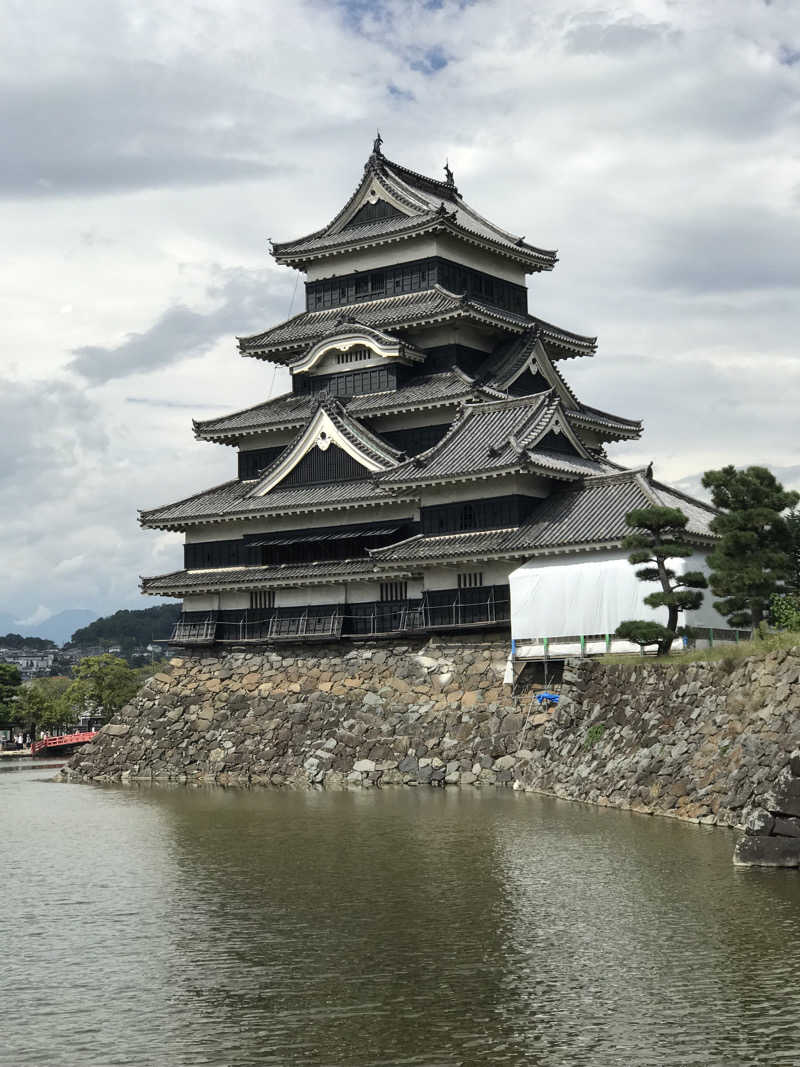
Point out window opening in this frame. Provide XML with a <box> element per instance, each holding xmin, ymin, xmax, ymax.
<box><xmin>457</xmin><ymin>572</ymin><xmax>483</xmax><ymax>589</ymax></box>
<box><xmin>250</xmin><ymin>590</ymin><xmax>276</xmax><ymax>610</ymax></box>
<box><xmin>459</xmin><ymin>504</ymin><xmax>477</xmax><ymax>531</ymax></box>
<box><xmin>380</xmin><ymin>581</ymin><xmax>407</xmax><ymax>601</ymax></box>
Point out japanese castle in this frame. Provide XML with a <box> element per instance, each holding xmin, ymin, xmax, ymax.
<box><xmin>141</xmin><ymin>137</ymin><xmax>717</xmax><ymax>646</ymax></box>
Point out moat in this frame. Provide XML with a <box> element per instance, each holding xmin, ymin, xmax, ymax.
<box><xmin>5</xmin><ymin>759</ymin><xmax>800</xmax><ymax>1067</ymax></box>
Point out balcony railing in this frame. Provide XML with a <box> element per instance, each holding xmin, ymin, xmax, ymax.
<box><xmin>170</xmin><ymin>619</ymin><xmax>218</xmax><ymax>644</ymax></box>
<box><xmin>169</xmin><ymin>588</ymin><xmax>510</xmax><ymax>646</ymax></box>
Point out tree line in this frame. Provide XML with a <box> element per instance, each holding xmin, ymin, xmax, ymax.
<box><xmin>0</xmin><ymin>654</ymin><xmax>160</xmax><ymax>742</ymax></box>
<box><xmin>618</xmin><ymin>465</ymin><xmax>800</xmax><ymax>654</ymax></box>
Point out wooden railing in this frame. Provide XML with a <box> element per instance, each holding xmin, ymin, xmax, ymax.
<box><xmin>31</xmin><ymin>732</ymin><xmax>96</xmax><ymax>756</ymax></box>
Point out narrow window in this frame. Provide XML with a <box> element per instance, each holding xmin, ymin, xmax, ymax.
<box><xmin>380</xmin><ymin>581</ymin><xmax>407</xmax><ymax>601</ymax></box>
<box><xmin>459</xmin><ymin>504</ymin><xmax>477</xmax><ymax>530</ymax></box>
<box><xmin>250</xmin><ymin>590</ymin><xmax>275</xmax><ymax>610</ymax></box>
<box><xmin>457</xmin><ymin>572</ymin><xmax>483</xmax><ymax>589</ymax></box>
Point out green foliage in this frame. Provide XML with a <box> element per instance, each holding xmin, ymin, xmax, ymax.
<box><xmin>772</xmin><ymin>593</ymin><xmax>800</xmax><ymax>632</ymax></box>
<box><xmin>584</xmin><ymin>723</ymin><xmax>606</xmax><ymax>749</ymax></box>
<box><xmin>0</xmin><ymin>633</ymin><xmax>56</xmax><ymax>650</ymax></box>
<box><xmin>15</xmin><ymin>677</ymin><xmax>72</xmax><ymax>735</ymax></box>
<box><xmin>702</xmin><ymin>466</ymin><xmax>799</xmax><ymax>629</ymax></box>
<box><xmin>0</xmin><ymin>663</ymin><xmax>22</xmax><ymax>728</ymax></box>
<box><xmin>785</xmin><ymin>508</ymin><xmax>800</xmax><ymax>594</ymax></box>
<box><xmin>69</xmin><ymin>604</ymin><xmax>180</xmax><ymax>654</ymax></box>
<box><xmin>621</xmin><ymin>505</ymin><xmax>707</xmax><ymax>655</ymax></box>
<box><xmin>64</xmin><ymin>654</ymin><xmax>144</xmax><ymax>723</ymax></box>
<box><xmin>615</xmin><ymin>619</ymin><xmax>674</xmax><ymax>650</ymax></box>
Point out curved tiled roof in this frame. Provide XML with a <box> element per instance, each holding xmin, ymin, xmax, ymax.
<box><xmin>238</xmin><ymin>287</ymin><xmax>535</xmax><ymax>361</ymax></box>
<box><xmin>380</xmin><ymin>394</ymin><xmax>606</xmax><ymax>487</ymax></box>
<box><xmin>194</xmin><ymin>371</ymin><xmax>485</xmax><ymax>443</ymax></box>
<box><xmin>369</xmin><ymin>473</ymin><xmax>716</xmax><ymax>564</ymax></box>
<box><xmin>140</xmin><ymin>477</ymin><xmax>409</xmax><ymax>531</ymax></box>
<box><xmin>247</xmin><ymin>394</ymin><xmax>404</xmax><ymax>494</ymax></box>
<box><xmin>141</xmin><ymin>558</ymin><xmax>414</xmax><ymax>596</ymax></box>
<box><xmin>271</xmin><ymin>149</ymin><xmax>557</xmax><ymax>272</ymax></box>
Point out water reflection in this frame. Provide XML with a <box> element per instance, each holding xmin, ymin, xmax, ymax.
<box><xmin>3</xmin><ymin>770</ymin><xmax>800</xmax><ymax>1066</ymax></box>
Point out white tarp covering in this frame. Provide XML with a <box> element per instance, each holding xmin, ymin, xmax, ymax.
<box><xmin>509</xmin><ymin>549</ymin><xmax>728</xmax><ymax>641</ymax></box>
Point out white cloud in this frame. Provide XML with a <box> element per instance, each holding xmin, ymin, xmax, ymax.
<box><xmin>1</xmin><ymin>0</ymin><xmax>799</xmax><ymax>617</ymax></box>
<box><xmin>15</xmin><ymin>605</ymin><xmax>54</xmax><ymax>628</ymax></box>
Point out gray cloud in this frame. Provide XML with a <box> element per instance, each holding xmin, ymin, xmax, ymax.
<box><xmin>69</xmin><ymin>267</ymin><xmax>290</xmax><ymax>383</ymax></box>
<box><xmin>565</xmin><ymin>16</ymin><xmax>679</xmax><ymax>55</ymax></box>
<box><xmin>0</xmin><ymin>65</ymin><xmax>285</xmax><ymax>198</ymax></box>
<box><xmin>635</xmin><ymin>210</ymin><xmax>800</xmax><ymax>294</ymax></box>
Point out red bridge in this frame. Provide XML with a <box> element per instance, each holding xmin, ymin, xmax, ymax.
<box><xmin>31</xmin><ymin>732</ymin><xmax>96</xmax><ymax>757</ymax></box>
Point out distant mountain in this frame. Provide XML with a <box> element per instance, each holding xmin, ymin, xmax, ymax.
<box><xmin>70</xmin><ymin>604</ymin><xmax>180</xmax><ymax>648</ymax></box>
<box><xmin>0</xmin><ymin>609</ymin><xmax>97</xmax><ymax>646</ymax></box>
<box><xmin>35</xmin><ymin>610</ymin><xmax>97</xmax><ymax>646</ymax></box>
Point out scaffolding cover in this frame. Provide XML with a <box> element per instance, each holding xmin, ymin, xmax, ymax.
<box><xmin>509</xmin><ymin>550</ymin><xmax>727</xmax><ymax>640</ymax></box>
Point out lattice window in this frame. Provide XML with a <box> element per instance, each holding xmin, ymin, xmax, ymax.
<box><xmin>380</xmin><ymin>581</ymin><xmax>407</xmax><ymax>601</ymax></box>
<box><xmin>457</xmin><ymin>572</ymin><xmax>483</xmax><ymax>589</ymax></box>
<box><xmin>336</xmin><ymin>346</ymin><xmax>371</xmax><ymax>365</ymax></box>
<box><xmin>250</xmin><ymin>590</ymin><xmax>275</xmax><ymax>610</ymax></box>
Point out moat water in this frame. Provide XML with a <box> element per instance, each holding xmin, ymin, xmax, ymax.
<box><xmin>4</xmin><ymin>759</ymin><xmax>800</xmax><ymax>1067</ymax></box>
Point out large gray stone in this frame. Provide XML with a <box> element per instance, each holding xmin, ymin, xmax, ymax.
<box><xmin>734</xmin><ymin>834</ymin><xmax>800</xmax><ymax>867</ymax></box>
<box><xmin>743</xmin><ymin>808</ymin><xmax>775</xmax><ymax>836</ymax></box>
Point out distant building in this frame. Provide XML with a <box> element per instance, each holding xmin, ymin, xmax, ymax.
<box><xmin>0</xmin><ymin>649</ymin><xmax>56</xmax><ymax>680</ymax></box>
<box><xmin>140</xmin><ymin>139</ymin><xmax>719</xmax><ymax>648</ymax></box>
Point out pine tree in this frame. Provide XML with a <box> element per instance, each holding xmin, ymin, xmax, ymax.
<box><xmin>615</xmin><ymin>506</ymin><xmax>707</xmax><ymax>656</ymax></box>
<box><xmin>701</xmin><ymin>466</ymin><xmax>799</xmax><ymax>629</ymax></box>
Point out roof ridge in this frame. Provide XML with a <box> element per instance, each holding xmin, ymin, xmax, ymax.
<box><xmin>381</xmin><ymin>154</ymin><xmax>461</xmax><ymax>198</ymax></box>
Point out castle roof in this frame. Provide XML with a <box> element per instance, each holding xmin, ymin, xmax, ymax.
<box><xmin>370</xmin><ymin>472</ymin><xmax>716</xmax><ymax>565</ymax></box>
<box><xmin>379</xmin><ymin>394</ymin><xmax>609</xmax><ymax>487</ymax></box>
<box><xmin>139</xmin><ymin>477</ymin><xmax>414</xmax><ymax>531</ymax></box>
<box><xmin>140</xmin><ymin>471</ymin><xmax>717</xmax><ymax>596</ymax></box>
<box><xmin>271</xmin><ymin>146</ymin><xmax>557</xmax><ymax>273</ymax></box>
<box><xmin>238</xmin><ymin>286</ymin><xmax>595</xmax><ymax>365</ymax></box>
<box><xmin>194</xmin><ymin>370</ymin><xmax>490</xmax><ymax>442</ymax></box>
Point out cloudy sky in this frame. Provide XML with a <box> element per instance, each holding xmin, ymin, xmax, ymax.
<box><xmin>2</xmin><ymin>0</ymin><xmax>798</xmax><ymax>625</ymax></box>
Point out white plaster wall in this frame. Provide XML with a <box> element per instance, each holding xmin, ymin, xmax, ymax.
<box><xmin>183</xmin><ymin>594</ymin><xmax>220</xmax><ymax>612</ymax></box>
<box><xmin>423</xmin><ymin>561</ymin><xmax>513</xmax><ymax>591</ymax></box>
<box><xmin>419</xmin><ymin>476</ymin><xmax>549</xmax><ymax>508</ymax></box>
<box><xmin>218</xmin><ymin>592</ymin><xmax>251</xmax><ymax>610</ymax></box>
<box><xmin>370</xmin><ymin>409</ymin><xmax>458</xmax><ymax>432</ymax></box>
<box><xmin>276</xmin><ymin>585</ymin><xmax>345</xmax><ymax>606</ymax></box>
<box><xmin>404</xmin><ymin>322</ymin><xmax>496</xmax><ymax>353</ymax></box>
<box><xmin>304</xmin><ymin>236</ymin><xmax>526</xmax><ymax>285</ymax></box>
<box><xmin>238</xmin><ymin>430</ymin><xmax>297</xmax><ymax>451</ymax></box>
<box><xmin>345</xmin><ymin>578</ymin><xmax>424</xmax><ymax>603</ymax></box>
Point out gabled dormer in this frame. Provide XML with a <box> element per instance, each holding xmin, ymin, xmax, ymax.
<box><xmin>250</xmin><ymin>394</ymin><xmax>403</xmax><ymax>496</ymax></box>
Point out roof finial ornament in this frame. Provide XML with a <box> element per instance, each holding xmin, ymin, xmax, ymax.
<box><xmin>372</xmin><ymin>130</ymin><xmax>383</xmax><ymax>156</ymax></box>
<box><xmin>646</xmin><ymin>461</ymin><xmax>654</xmax><ymax>482</ymax></box>
<box><xmin>444</xmin><ymin>158</ymin><xmax>454</xmax><ymax>186</ymax></box>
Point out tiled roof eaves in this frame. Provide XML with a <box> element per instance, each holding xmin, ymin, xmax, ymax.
<box><xmin>273</xmin><ymin>211</ymin><xmax>556</xmax><ymax>271</ymax></box>
<box><xmin>141</xmin><ymin>482</ymin><xmax>418</xmax><ymax>531</ymax></box>
<box><xmin>567</xmin><ymin>408</ymin><xmax>642</xmax><ymax>437</ymax></box>
<box><xmin>238</xmin><ymin>288</ymin><xmax>534</xmax><ymax>361</ymax></box>
<box><xmin>140</xmin><ymin>558</ymin><xmax>419</xmax><ymax>595</ymax></box>
<box><xmin>195</xmin><ymin>374</ymin><xmax>482</xmax><ymax>442</ymax></box>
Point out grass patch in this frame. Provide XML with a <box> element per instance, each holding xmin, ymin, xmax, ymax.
<box><xmin>597</xmin><ymin>631</ymin><xmax>800</xmax><ymax>670</ymax></box>
<box><xmin>584</xmin><ymin>723</ymin><xmax>606</xmax><ymax>749</ymax></box>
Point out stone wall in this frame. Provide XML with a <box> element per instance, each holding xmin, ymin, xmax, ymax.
<box><xmin>68</xmin><ymin>639</ymin><xmax>800</xmax><ymax>836</ymax></box>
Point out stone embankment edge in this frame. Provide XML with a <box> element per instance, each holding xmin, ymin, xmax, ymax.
<box><xmin>65</xmin><ymin>639</ymin><xmax>800</xmax><ymax>859</ymax></box>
